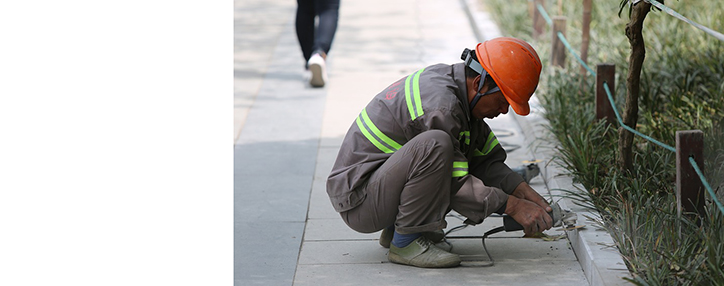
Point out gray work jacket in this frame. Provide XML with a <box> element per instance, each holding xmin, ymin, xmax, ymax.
<box><xmin>326</xmin><ymin>63</ymin><xmax>524</xmax><ymax>215</ymax></box>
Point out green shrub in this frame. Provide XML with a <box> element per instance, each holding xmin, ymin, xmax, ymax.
<box><xmin>483</xmin><ymin>0</ymin><xmax>724</xmax><ymax>284</ymax></box>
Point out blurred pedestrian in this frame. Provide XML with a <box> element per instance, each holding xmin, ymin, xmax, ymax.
<box><xmin>326</xmin><ymin>37</ymin><xmax>552</xmax><ymax>268</ymax></box>
<box><xmin>295</xmin><ymin>0</ymin><xmax>340</xmax><ymax>88</ymax></box>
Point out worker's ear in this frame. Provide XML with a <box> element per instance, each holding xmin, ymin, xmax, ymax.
<box><xmin>473</xmin><ymin>74</ymin><xmax>491</xmax><ymax>94</ymax></box>
<box><xmin>473</xmin><ymin>75</ymin><xmax>482</xmax><ymax>92</ymax></box>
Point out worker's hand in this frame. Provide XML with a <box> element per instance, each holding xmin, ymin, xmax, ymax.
<box><xmin>512</xmin><ymin>182</ymin><xmax>552</xmax><ymax>213</ymax></box>
<box><xmin>504</xmin><ymin>195</ymin><xmax>553</xmax><ymax>235</ymax></box>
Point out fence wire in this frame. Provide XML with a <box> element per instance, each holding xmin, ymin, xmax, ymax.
<box><xmin>535</xmin><ymin>2</ymin><xmax>724</xmax><ymax>215</ymax></box>
<box><xmin>645</xmin><ymin>0</ymin><xmax>724</xmax><ymax>42</ymax></box>
<box><xmin>555</xmin><ymin>31</ymin><xmax>596</xmax><ymax>76</ymax></box>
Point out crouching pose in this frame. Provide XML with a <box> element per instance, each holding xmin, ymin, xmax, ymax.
<box><xmin>326</xmin><ymin>37</ymin><xmax>553</xmax><ymax>268</ymax></box>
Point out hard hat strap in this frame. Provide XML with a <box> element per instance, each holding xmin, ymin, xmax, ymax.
<box><xmin>469</xmin><ymin>70</ymin><xmax>501</xmax><ymax>112</ymax></box>
<box><xmin>462</xmin><ymin>49</ymin><xmax>485</xmax><ymax>75</ymax></box>
<box><xmin>463</xmin><ymin>48</ymin><xmax>500</xmax><ymax>112</ymax></box>
<box><xmin>469</xmin><ymin>93</ymin><xmax>484</xmax><ymax>113</ymax></box>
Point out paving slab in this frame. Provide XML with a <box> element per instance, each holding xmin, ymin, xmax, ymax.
<box><xmin>307</xmin><ymin>187</ymin><xmax>340</xmax><ymax>220</ymax></box>
<box><xmin>234</xmin><ymin>220</ymin><xmax>305</xmax><ymax>285</ymax></box>
<box><xmin>298</xmin><ymin>240</ymin><xmax>388</xmax><ymax>265</ymax></box>
<box><xmin>303</xmin><ymin>218</ymin><xmax>378</xmax><ymax>242</ymax></box>
<box><xmin>294</xmin><ymin>262</ymin><xmax>587</xmax><ymax>286</ymax></box>
<box><xmin>234</xmin><ymin>0</ymin><xmax>297</xmax><ymax>142</ymax></box>
<box><xmin>235</xmin><ymin>174</ymin><xmax>312</xmax><ymax>221</ymax></box>
<box><xmin>307</xmin><ymin>146</ymin><xmax>340</xmax><ymax>220</ymax></box>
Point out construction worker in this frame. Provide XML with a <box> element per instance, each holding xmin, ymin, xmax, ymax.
<box><xmin>326</xmin><ymin>37</ymin><xmax>553</xmax><ymax>268</ymax></box>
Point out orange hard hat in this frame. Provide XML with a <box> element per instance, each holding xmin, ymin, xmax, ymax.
<box><xmin>475</xmin><ymin>37</ymin><xmax>542</xmax><ymax>115</ymax></box>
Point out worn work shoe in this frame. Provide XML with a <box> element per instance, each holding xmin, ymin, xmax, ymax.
<box><xmin>379</xmin><ymin>228</ymin><xmax>445</xmax><ymax>248</ymax></box>
<box><xmin>307</xmin><ymin>52</ymin><xmax>327</xmax><ymax>87</ymax></box>
<box><xmin>388</xmin><ymin>236</ymin><xmax>461</xmax><ymax>268</ymax></box>
<box><xmin>379</xmin><ymin>227</ymin><xmax>394</xmax><ymax>248</ymax></box>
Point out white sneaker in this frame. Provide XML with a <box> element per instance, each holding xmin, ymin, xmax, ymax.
<box><xmin>307</xmin><ymin>53</ymin><xmax>327</xmax><ymax>87</ymax></box>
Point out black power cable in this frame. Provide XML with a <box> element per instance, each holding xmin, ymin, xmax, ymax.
<box><xmin>443</xmin><ymin>224</ymin><xmax>507</xmax><ymax>267</ymax></box>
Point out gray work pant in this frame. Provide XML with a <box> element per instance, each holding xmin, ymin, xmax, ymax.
<box><xmin>341</xmin><ymin>130</ymin><xmax>504</xmax><ymax>234</ymax></box>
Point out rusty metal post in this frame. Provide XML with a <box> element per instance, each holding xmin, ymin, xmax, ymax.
<box><xmin>676</xmin><ymin>130</ymin><xmax>705</xmax><ymax>222</ymax></box>
<box><xmin>596</xmin><ymin>64</ymin><xmax>616</xmax><ymax>124</ymax></box>
<box><xmin>533</xmin><ymin>0</ymin><xmax>545</xmax><ymax>40</ymax></box>
<box><xmin>551</xmin><ymin>16</ymin><xmax>567</xmax><ymax>68</ymax></box>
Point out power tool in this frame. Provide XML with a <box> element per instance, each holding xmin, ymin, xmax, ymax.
<box><xmin>502</xmin><ymin>201</ymin><xmax>578</xmax><ymax>231</ymax></box>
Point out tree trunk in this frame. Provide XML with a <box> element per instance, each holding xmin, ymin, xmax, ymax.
<box><xmin>619</xmin><ymin>1</ymin><xmax>651</xmax><ymax>172</ymax></box>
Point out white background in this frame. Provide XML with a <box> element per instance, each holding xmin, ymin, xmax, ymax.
<box><xmin>0</xmin><ymin>1</ymin><xmax>231</xmax><ymax>285</ymax></box>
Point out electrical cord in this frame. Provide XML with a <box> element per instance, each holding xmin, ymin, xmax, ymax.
<box><xmin>442</xmin><ymin>224</ymin><xmax>507</xmax><ymax>267</ymax></box>
<box><xmin>479</xmin><ymin>226</ymin><xmax>506</xmax><ymax>267</ymax></box>
<box><xmin>500</xmin><ymin>142</ymin><xmax>521</xmax><ymax>153</ymax></box>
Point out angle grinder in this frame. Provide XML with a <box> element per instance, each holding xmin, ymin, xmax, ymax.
<box><xmin>502</xmin><ymin>202</ymin><xmax>578</xmax><ymax>231</ymax></box>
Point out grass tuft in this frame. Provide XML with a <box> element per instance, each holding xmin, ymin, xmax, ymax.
<box><xmin>483</xmin><ymin>0</ymin><xmax>724</xmax><ymax>284</ymax></box>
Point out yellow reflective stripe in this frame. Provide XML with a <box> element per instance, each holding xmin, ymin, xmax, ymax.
<box><xmin>478</xmin><ymin>132</ymin><xmax>499</xmax><ymax>156</ymax></box>
<box><xmin>356</xmin><ymin>116</ymin><xmax>393</xmax><ymax>153</ymax></box>
<box><xmin>453</xmin><ymin>161</ymin><xmax>468</xmax><ymax>169</ymax></box>
<box><xmin>355</xmin><ymin>109</ymin><xmax>402</xmax><ymax>154</ymax></box>
<box><xmin>405</xmin><ymin>68</ymin><xmax>425</xmax><ymax>120</ymax></box>
<box><xmin>452</xmin><ymin>170</ymin><xmax>469</xmax><ymax>177</ymax></box>
<box><xmin>360</xmin><ymin>109</ymin><xmax>402</xmax><ymax>150</ymax></box>
<box><xmin>404</xmin><ymin>74</ymin><xmax>415</xmax><ymax>119</ymax></box>
<box><xmin>452</xmin><ymin>161</ymin><xmax>468</xmax><ymax>177</ymax></box>
<box><xmin>412</xmin><ymin>69</ymin><xmax>424</xmax><ymax>118</ymax></box>
<box><xmin>458</xmin><ymin>131</ymin><xmax>470</xmax><ymax>145</ymax></box>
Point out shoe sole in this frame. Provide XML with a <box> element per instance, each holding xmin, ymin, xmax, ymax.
<box><xmin>309</xmin><ymin>63</ymin><xmax>325</xmax><ymax>87</ymax></box>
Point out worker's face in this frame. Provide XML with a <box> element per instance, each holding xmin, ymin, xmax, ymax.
<box><xmin>472</xmin><ymin>92</ymin><xmax>510</xmax><ymax>119</ymax></box>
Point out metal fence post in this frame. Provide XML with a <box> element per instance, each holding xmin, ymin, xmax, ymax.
<box><xmin>676</xmin><ymin>130</ymin><xmax>705</xmax><ymax>223</ymax></box>
<box><xmin>596</xmin><ymin>64</ymin><xmax>616</xmax><ymax>124</ymax></box>
<box><xmin>551</xmin><ymin>16</ymin><xmax>567</xmax><ymax>68</ymax></box>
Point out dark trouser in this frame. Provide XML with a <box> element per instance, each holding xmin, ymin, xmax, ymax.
<box><xmin>295</xmin><ymin>0</ymin><xmax>340</xmax><ymax>62</ymax></box>
<box><xmin>342</xmin><ymin>130</ymin><xmax>452</xmax><ymax>234</ymax></box>
<box><xmin>341</xmin><ymin>130</ymin><xmax>508</xmax><ymax>235</ymax></box>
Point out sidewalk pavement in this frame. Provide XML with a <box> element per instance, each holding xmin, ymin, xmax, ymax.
<box><xmin>235</xmin><ymin>0</ymin><xmax>627</xmax><ymax>285</ymax></box>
